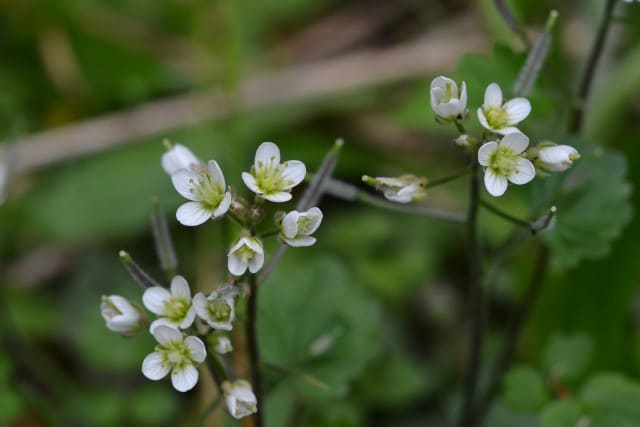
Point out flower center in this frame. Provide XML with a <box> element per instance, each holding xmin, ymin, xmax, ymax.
<box><xmin>254</xmin><ymin>160</ymin><xmax>294</xmax><ymax>194</ymax></box>
<box><xmin>164</xmin><ymin>297</ymin><xmax>190</xmax><ymax>322</ymax></box>
<box><xmin>160</xmin><ymin>340</ymin><xmax>193</xmax><ymax>369</ymax></box>
<box><xmin>208</xmin><ymin>299</ymin><xmax>232</xmax><ymax>322</ymax></box>
<box><xmin>484</xmin><ymin>106</ymin><xmax>510</xmax><ymax>129</ymax></box>
<box><xmin>488</xmin><ymin>147</ymin><xmax>519</xmax><ymax>176</ymax></box>
<box><xmin>189</xmin><ymin>173</ymin><xmax>223</xmax><ymax>208</ymax></box>
<box><xmin>236</xmin><ymin>244</ymin><xmax>256</xmax><ymax>265</ymax></box>
<box><xmin>297</xmin><ymin>216</ymin><xmax>313</xmax><ymax>235</ymax></box>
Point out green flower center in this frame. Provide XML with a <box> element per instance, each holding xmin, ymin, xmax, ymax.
<box><xmin>160</xmin><ymin>340</ymin><xmax>193</xmax><ymax>370</ymax></box>
<box><xmin>208</xmin><ymin>299</ymin><xmax>232</xmax><ymax>322</ymax></box>
<box><xmin>253</xmin><ymin>159</ymin><xmax>294</xmax><ymax>194</ymax></box>
<box><xmin>236</xmin><ymin>244</ymin><xmax>256</xmax><ymax>265</ymax></box>
<box><xmin>484</xmin><ymin>106</ymin><xmax>510</xmax><ymax>129</ymax></box>
<box><xmin>297</xmin><ymin>216</ymin><xmax>313</xmax><ymax>235</ymax></box>
<box><xmin>487</xmin><ymin>147</ymin><xmax>519</xmax><ymax>176</ymax></box>
<box><xmin>164</xmin><ymin>297</ymin><xmax>190</xmax><ymax>322</ymax></box>
<box><xmin>189</xmin><ymin>173</ymin><xmax>224</xmax><ymax>209</ymax></box>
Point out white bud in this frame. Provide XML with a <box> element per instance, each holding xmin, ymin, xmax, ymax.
<box><xmin>223</xmin><ymin>380</ymin><xmax>258</xmax><ymax>419</ymax></box>
<box><xmin>362</xmin><ymin>175</ymin><xmax>427</xmax><ymax>204</ymax></box>
<box><xmin>536</xmin><ymin>144</ymin><xmax>580</xmax><ymax>172</ymax></box>
<box><xmin>430</xmin><ymin>76</ymin><xmax>468</xmax><ymax>121</ymax></box>
<box><xmin>100</xmin><ymin>295</ymin><xmax>145</xmax><ymax>337</ymax></box>
<box><xmin>211</xmin><ymin>335</ymin><xmax>233</xmax><ymax>355</ymax></box>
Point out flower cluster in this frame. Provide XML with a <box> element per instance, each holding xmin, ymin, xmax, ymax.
<box><xmin>433</xmin><ymin>77</ymin><xmax>580</xmax><ymax>197</ymax></box>
<box><xmin>102</xmin><ymin>141</ymin><xmax>324</xmax><ymax>420</ymax></box>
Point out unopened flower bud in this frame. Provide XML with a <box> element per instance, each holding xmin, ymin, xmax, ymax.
<box><xmin>223</xmin><ymin>380</ymin><xmax>258</xmax><ymax>419</ymax></box>
<box><xmin>210</xmin><ymin>334</ymin><xmax>233</xmax><ymax>354</ymax></box>
<box><xmin>535</xmin><ymin>143</ymin><xmax>580</xmax><ymax>172</ymax></box>
<box><xmin>430</xmin><ymin>76</ymin><xmax>468</xmax><ymax>122</ymax></box>
<box><xmin>362</xmin><ymin>174</ymin><xmax>427</xmax><ymax>204</ymax></box>
<box><xmin>100</xmin><ymin>295</ymin><xmax>146</xmax><ymax>337</ymax></box>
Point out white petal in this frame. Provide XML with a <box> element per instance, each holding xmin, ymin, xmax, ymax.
<box><xmin>162</xmin><ymin>144</ymin><xmax>200</xmax><ymax>175</ymax></box>
<box><xmin>484</xmin><ymin>170</ymin><xmax>508</xmax><ymax>197</ymax></box>
<box><xmin>185</xmin><ymin>336</ymin><xmax>207</xmax><ymax>363</ymax></box>
<box><xmin>213</xmin><ymin>192</ymin><xmax>232</xmax><ymax>218</ymax></box>
<box><xmin>477</xmin><ymin>108</ymin><xmax>493</xmax><ymax>132</ymax></box>
<box><xmin>228</xmin><ymin>254</ymin><xmax>247</xmax><ymax>276</ymax></box>
<box><xmin>248</xmin><ymin>252</ymin><xmax>264</xmax><ymax>273</ymax></box>
<box><xmin>192</xmin><ymin>293</ymin><xmax>208</xmax><ymax>320</ymax></box>
<box><xmin>484</xmin><ymin>83</ymin><xmax>503</xmax><ymax>107</ymax></box>
<box><xmin>459</xmin><ymin>81</ymin><xmax>467</xmax><ymax>110</ymax></box>
<box><xmin>478</xmin><ymin>141</ymin><xmax>498</xmax><ymax>166</ymax></box>
<box><xmin>281</xmin><ymin>211</ymin><xmax>300</xmax><ymax>238</ymax></box>
<box><xmin>495</xmin><ymin>126</ymin><xmax>522</xmax><ymax>135</ymax></box>
<box><xmin>241</xmin><ymin>172</ymin><xmax>263</xmax><ymax>194</ymax></box>
<box><xmin>504</xmin><ymin>98</ymin><xmax>531</xmax><ymax>124</ymax></box>
<box><xmin>142</xmin><ymin>352</ymin><xmax>170</xmax><ymax>380</ymax></box>
<box><xmin>436</xmin><ymin>101</ymin><xmax>463</xmax><ymax>119</ymax></box>
<box><xmin>152</xmin><ymin>325</ymin><xmax>183</xmax><ymax>345</ymax></box>
<box><xmin>244</xmin><ymin>238</ymin><xmax>263</xmax><ymax>254</ymax></box>
<box><xmin>170</xmin><ymin>276</ymin><xmax>191</xmax><ymax>298</ymax></box>
<box><xmin>385</xmin><ymin>192</ymin><xmax>412</xmax><ymax>203</ymax></box>
<box><xmin>261</xmin><ymin>191</ymin><xmax>292</xmax><ymax>202</ymax></box>
<box><xmin>149</xmin><ymin>317</ymin><xmax>177</xmax><ymax>334</ymax></box>
<box><xmin>509</xmin><ymin>158</ymin><xmax>536</xmax><ymax>185</ymax></box>
<box><xmin>228</xmin><ymin>237</ymin><xmax>247</xmax><ymax>255</ymax></box>
<box><xmin>285</xmin><ymin>236</ymin><xmax>317</xmax><ymax>247</ymax></box>
<box><xmin>430</xmin><ymin>87</ymin><xmax>443</xmax><ymax>112</ymax></box>
<box><xmin>176</xmin><ymin>202</ymin><xmax>212</xmax><ymax>226</ymax></box>
<box><xmin>280</xmin><ymin>160</ymin><xmax>306</xmax><ymax>189</ymax></box>
<box><xmin>538</xmin><ymin>145</ymin><xmax>577</xmax><ymax>163</ymax></box>
<box><xmin>178</xmin><ymin>306</ymin><xmax>196</xmax><ymax>329</ymax></box>
<box><xmin>304</xmin><ymin>207</ymin><xmax>323</xmax><ymax>234</ymax></box>
<box><xmin>142</xmin><ymin>287</ymin><xmax>171</xmax><ymax>315</ymax></box>
<box><xmin>430</xmin><ymin>76</ymin><xmax>454</xmax><ymax>91</ymax></box>
<box><xmin>171</xmin><ymin>364</ymin><xmax>199</xmax><ymax>392</ymax></box>
<box><xmin>171</xmin><ymin>170</ymin><xmax>200</xmax><ymax>201</ymax></box>
<box><xmin>500</xmin><ymin>133</ymin><xmax>529</xmax><ymax>155</ymax></box>
<box><xmin>207</xmin><ymin>160</ymin><xmax>226</xmax><ymax>189</ymax></box>
<box><xmin>255</xmin><ymin>142</ymin><xmax>280</xmax><ymax>170</ymax></box>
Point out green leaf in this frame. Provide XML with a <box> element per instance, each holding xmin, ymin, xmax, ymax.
<box><xmin>502</xmin><ymin>366</ymin><xmax>550</xmax><ymax>413</ymax></box>
<box><xmin>579</xmin><ymin>373</ymin><xmax>640</xmax><ymax>427</ymax></box>
<box><xmin>259</xmin><ymin>255</ymin><xmax>382</xmax><ymax>396</ymax></box>
<box><xmin>542</xmin><ymin>333</ymin><xmax>593</xmax><ymax>383</ymax></box>
<box><xmin>539</xmin><ymin>142</ymin><xmax>633</xmax><ymax>267</ymax></box>
<box><xmin>540</xmin><ymin>399</ymin><xmax>582</xmax><ymax>427</ymax></box>
<box><xmin>483</xmin><ymin>402</ymin><xmax>540</xmax><ymax>427</ymax></box>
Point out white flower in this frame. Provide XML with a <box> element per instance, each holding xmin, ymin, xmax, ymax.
<box><xmin>100</xmin><ymin>295</ymin><xmax>145</xmax><ymax>337</ymax></box>
<box><xmin>362</xmin><ymin>175</ymin><xmax>427</xmax><ymax>204</ymax></box>
<box><xmin>193</xmin><ymin>285</ymin><xmax>238</xmax><ymax>330</ymax></box>
<box><xmin>211</xmin><ymin>334</ymin><xmax>233</xmax><ymax>355</ymax></box>
<box><xmin>242</xmin><ymin>142</ymin><xmax>306</xmax><ymax>202</ymax></box>
<box><xmin>223</xmin><ymin>380</ymin><xmax>258</xmax><ymax>419</ymax></box>
<box><xmin>477</xmin><ymin>83</ymin><xmax>531</xmax><ymax>135</ymax></box>
<box><xmin>535</xmin><ymin>143</ymin><xmax>580</xmax><ymax>172</ymax></box>
<box><xmin>478</xmin><ymin>133</ymin><xmax>536</xmax><ymax>197</ymax></box>
<box><xmin>280</xmin><ymin>207</ymin><xmax>323</xmax><ymax>247</ymax></box>
<box><xmin>141</xmin><ymin>325</ymin><xmax>206</xmax><ymax>392</ymax></box>
<box><xmin>161</xmin><ymin>143</ymin><xmax>203</xmax><ymax>175</ymax></box>
<box><xmin>171</xmin><ymin>160</ymin><xmax>232</xmax><ymax>226</ymax></box>
<box><xmin>228</xmin><ymin>236</ymin><xmax>264</xmax><ymax>276</ymax></box>
<box><xmin>430</xmin><ymin>76</ymin><xmax>468</xmax><ymax>121</ymax></box>
<box><xmin>143</xmin><ymin>275</ymin><xmax>196</xmax><ymax>332</ymax></box>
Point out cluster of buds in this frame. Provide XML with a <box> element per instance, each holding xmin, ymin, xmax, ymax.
<box><xmin>101</xmin><ymin>141</ymin><xmax>325</xmax><ymax>420</ymax></box>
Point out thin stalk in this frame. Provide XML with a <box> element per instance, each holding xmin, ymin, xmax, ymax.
<box><xmin>479</xmin><ymin>198</ymin><xmax>531</xmax><ymax>229</ymax></box>
<box><xmin>493</xmin><ymin>0</ymin><xmax>531</xmax><ymax>49</ymax></box>
<box><xmin>457</xmin><ymin>162</ymin><xmax>484</xmax><ymax>427</ymax></box>
<box><xmin>568</xmin><ymin>0</ymin><xmax>617</xmax><ymax>134</ymax></box>
<box><xmin>195</xmin><ymin>396</ymin><xmax>223</xmax><ymax>427</ymax></box>
<box><xmin>425</xmin><ymin>167</ymin><xmax>472</xmax><ymax>189</ymax></box>
<box><xmin>259</xmin><ymin>228</ymin><xmax>280</xmax><ymax>239</ymax></box>
<box><xmin>476</xmin><ymin>247</ymin><xmax>550</xmax><ymax>419</ymax></box>
<box><xmin>247</xmin><ymin>275</ymin><xmax>264</xmax><ymax>427</ymax></box>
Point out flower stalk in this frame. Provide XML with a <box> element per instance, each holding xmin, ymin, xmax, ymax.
<box><xmin>246</xmin><ymin>274</ymin><xmax>264</xmax><ymax>427</ymax></box>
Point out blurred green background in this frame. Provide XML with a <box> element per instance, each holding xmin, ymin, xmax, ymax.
<box><xmin>2</xmin><ymin>0</ymin><xmax>640</xmax><ymax>426</ymax></box>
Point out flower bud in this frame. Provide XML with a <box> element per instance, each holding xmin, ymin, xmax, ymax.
<box><xmin>455</xmin><ymin>134</ymin><xmax>477</xmax><ymax>150</ymax></box>
<box><xmin>210</xmin><ymin>334</ymin><xmax>233</xmax><ymax>355</ymax></box>
<box><xmin>223</xmin><ymin>380</ymin><xmax>258</xmax><ymax>419</ymax></box>
<box><xmin>430</xmin><ymin>76</ymin><xmax>468</xmax><ymax>122</ymax></box>
<box><xmin>362</xmin><ymin>174</ymin><xmax>427</xmax><ymax>204</ymax></box>
<box><xmin>535</xmin><ymin>143</ymin><xmax>580</xmax><ymax>172</ymax></box>
<box><xmin>100</xmin><ymin>295</ymin><xmax>146</xmax><ymax>337</ymax></box>
<box><xmin>161</xmin><ymin>142</ymin><xmax>202</xmax><ymax>176</ymax></box>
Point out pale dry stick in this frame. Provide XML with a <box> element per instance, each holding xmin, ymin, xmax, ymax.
<box><xmin>9</xmin><ymin>14</ymin><xmax>488</xmax><ymax>175</ymax></box>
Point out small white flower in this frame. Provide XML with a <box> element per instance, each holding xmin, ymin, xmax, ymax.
<box><xmin>477</xmin><ymin>83</ymin><xmax>531</xmax><ymax>135</ymax></box>
<box><xmin>535</xmin><ymin>143</ymin><xmax>580</xmax><ymax>172</ymax></box>
<box><xmin>280</xmin><ymin>207</ymin><xmax>323</xmax><ymax>247</ymax></box>
<box><xmin>193</xmin><ymin>285</ymin><xmax>238</xmax><ymax>330</ymax></box>
<box><xmin>478</xmin><ymin>133</ymin><xmax>536</xmax><ymax>197</ymax></box>
<box><xmin>100</xmin><ymin>295</ymin><xmax>145</xmax><ymax>337</ymax></box>
<box><xmin>161</xmin><ymin>143</ymin><xmax>203</xmax><ymax>175</ymax></box>
<box><xmin>430</xmin><ymin>76</ymin><xmax>468</xmax><ymax>121</ymax></box>
<box><xmin>362</xmin><ymin>175</ymin><xmax>427</xmax><ymax>204</ymax></box>
<box><xmin>228</xmin><ymin>236</ymin><xmax>264</xmax><ymax>276</ymax></box>
<box><xmin>141</xmin><ymin>325</ymin><xmax>206</xmax><ymax>392</ymax></box>
<box><xmin>171</xmin><ymin>160</ymin><xmax>232</xmax><ymax>226</ymax></box>
<box><xmin>211</xmin><ymin>334</ymin><xmax>233</xmax><ymax>355</ymax></box>
<box><xmin>242</xmin><ymin>142</ymin><xmax>306</xmax><ymax>202</ymax></box>
<box><xmin>143</xmin><ymin>275</ymin><xmax>196</xmax><ymax>332</ymax></box>
<box><xmin>223</xmin><ymin>380</ymin><xmax>258</xmax><ymax>419</ymax></box>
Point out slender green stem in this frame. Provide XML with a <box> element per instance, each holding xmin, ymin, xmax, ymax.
<box><xmin>247</xmin><ymin>275</ymin><xmax>264</xmax><ymax>427</ymax></box>
<box><xmin>454</xmin><ymin>121</ymin><xmax>467</xmax><ymax>135</ymax></box>
<box><xmin>355</xmin><ymin>191</ymin><xmax>465</xmax><ymax>223</ymax></box>
<box><xmin>567</xmin><ymin>0</ymin><xmax>617</xmax><ymax>133</ymax></box>
<box><xmin>262</xmin><ymin>362</ymin><xmax>330</xmax><ymax>391</ymax></box>
<box><xmin>204</xmin><ymin>351</ymin><xmax>229</xmax><ymax>387</ymax></box>
<box><xmin>425</xmin><ymin>167</ymin><xmax>472</xmax><ymax>189</ymax></box>
<box><xmin>493</xmin><ymin>0</ymin><xmax>531</xmax><ymax>49</ymax></box>
<box><xmin>259</xmin><ymin>228</ymin><xmax>280</xmax><ymax>239</ymax></box>
<box><xmin>195</xmin><ymin>396</ymin><xmax>223</xmax><ymax>427</ymax></box>
<box><xmin>476</xmin><ymin>247</ymin><xmax>550</xmax><ymax>420</ymax></box>
<box><xmin>458</xmin><ymin>162</ymin><xmax>484</xmax><ymax>427</ymax></box>
<box><xmin>227</xmin><ymin>210</ymin><xmax>246</xmax><ymax>228</ymax></box>
<box><xmin>479</xmin><ymin>198</ymin><xmax>531</xmax><ymax>229</ymax></box>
